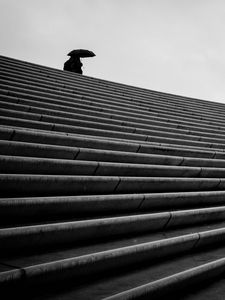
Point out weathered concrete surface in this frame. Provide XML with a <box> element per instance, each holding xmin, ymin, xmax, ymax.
<box><xmin>2</xmin><ymin>55</ymin><xmax>225</xmax><ymax>299</ymax></box>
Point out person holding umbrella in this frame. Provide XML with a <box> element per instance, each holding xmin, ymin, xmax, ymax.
<box><xmin>63</xmin><ymin>49</ymin><xmax>95</xmax><ymax>74</ymax></box>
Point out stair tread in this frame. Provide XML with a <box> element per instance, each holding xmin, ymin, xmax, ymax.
<box><xmin>2</xmin><ymin>55</ymin><xmax>225</xmax><ymax>298</ymax></box>
<box><xmin>2</xmin><ymin>221</ymin><xmax>225</xmax><ymax>270</ymax></box>
<box><xmin>33</xmin><ymin>246</ymin><xmax>225</xmax><ymax>300</ymax></box>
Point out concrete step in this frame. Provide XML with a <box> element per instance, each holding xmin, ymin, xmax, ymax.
<box><xmin>2</xmin><ymin>79</ymin><xmax>225</xmax><ymax>134</ymax></box>
<box><xmin>104</xmin><ymin>257</ymin><xmax>225</xmax><ymax>300</ymax></box>
<box><xmin>2</xmin><ymin>226</ymin><xmax>225</xmax><ymax>293</ymax></box>
<box><xmin>2</xmin><ymin>235</ymin><xmax>225</xmax><ymax>299</ymax></box>
<box><xmin>0</xmin><ymin>108</ymin><xmax>208</xmax><ymax>143</ymax></box>
<box><xmin>2</xmin><ymin>126</ymin><xmax>225</xmax><ymax>159</ymax></box>
<box><xmin>176</xmin><ymin>276</ymin><xmax>225</xmax><ymax>300</ymax></box>
<box><xmin>3</xmin><ymin>105</ymin><xmax>225</xmax><ymax>145</ymax></box>
<box><xmin>2</xmin><ymin>55</ymin><xmax>225</xmax><ymax>298</ymax></box>
<box><xmin>2</xmin><ymin>74</ymin><xmax>212</xmax><ymax>120</ymax></box>
<box><xmin>3</xmin><ymin>221</ymin><xmax>224</xmax><ymax>265</ymax></box>
<box><xmin>2</xmin><ymin>71</ymin><xmax>225</xmax><ymax>123</ymax></box>
<box><xmin>2</xmin><ymin>206</ymin><xmax>225</xmax><ymax>253</ymax></box>
<box><xmin>2</xmin><ymin>98</ymin><xmax>225</xmax><ymax>138</ymax></box>
<box><xmin>2</xmin><ymin>94</ymin><xmax>225</xmax><ymax>139</ymax></box>
<box><xmin>1</xmin><ymin>191</ymin><xmax>225</xmax><ymax>222</ymax></box>
<box><xmin>3</xmin><ymin>155</ymin><xmax>225</xmax><ymax>178</ymax></box>
<box><xmin>2</xmin><ymin>140</ymin><xmax>225</xmax><ymax>167</ymax></box>
<box><xmin>2</xmin><ymin>123</ymin><xmax>222</xmax><ymax>155</ymax></box>
<box><xmin>1</xmin><ymin>56</ymin><xmax>225</xmax><ymax>115</ymax></box>
<box><xmin>1</xmin><ymin>57</ymin><xmax>224</xmax><ymax>123</ymax></box>
<box><xmin>1</xmin><ymin>174</ymin><xmax>225</xmax><ymax>197</ymax></box>
<box><xmin>2</xmin><ymin>81</ymin><xmax>225</xmax><ymax>129</ymax></box>
<box><xmin>3</xmin><ymin>115</ymin><xmax>225</xmax><ymax>150</ymax></box>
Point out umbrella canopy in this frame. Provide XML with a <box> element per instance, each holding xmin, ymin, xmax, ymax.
<box><xmin>67</xmin><ymin>49</ymin><xmax>96</xmax><ymax>58</ymax></box>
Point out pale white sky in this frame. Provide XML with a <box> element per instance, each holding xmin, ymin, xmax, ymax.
<box><xmin>1</xmin><ymin>0</ymin><xmax>225</xmax><ymax>103</ymax></box>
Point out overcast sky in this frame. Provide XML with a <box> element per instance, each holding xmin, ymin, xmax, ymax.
<box><xmin>1</xmin><ymin>0</ymin><xmax>225</xmax><ymax>103</ymax></box>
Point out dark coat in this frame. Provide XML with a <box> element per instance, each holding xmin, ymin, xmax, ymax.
<box><xmin>64</xmin><ymin>56</ymin><xmax>83</xmax><ymax>74</ymax></box>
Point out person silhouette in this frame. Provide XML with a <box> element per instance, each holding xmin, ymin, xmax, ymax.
<box><xmin>63</xmin><ymin>55</ymin><xmax>83</xmax><ymax>74</ymax></box>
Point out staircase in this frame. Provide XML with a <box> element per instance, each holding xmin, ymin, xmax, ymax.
<box><xmin>1</xmin><ymin>55</ymin><xmax>225</xmax><ymax>299</ymax></box>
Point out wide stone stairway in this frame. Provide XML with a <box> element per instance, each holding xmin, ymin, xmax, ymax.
<box><xmin>2</xmin><ymin>55</ymin><xmax>225</xmax><ymax>299</ymax></box>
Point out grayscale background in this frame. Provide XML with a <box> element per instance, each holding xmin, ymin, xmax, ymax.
<box><xmin>0</xmin><ymin>0</ymin><xmax>225</xmax><ymax>103</ymax></box>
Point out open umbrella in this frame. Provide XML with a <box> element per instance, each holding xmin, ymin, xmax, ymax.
<box><xmin>67</xmin><ymin>49</ymin><xmax>96</xmax><ymax>58</ymax></box>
